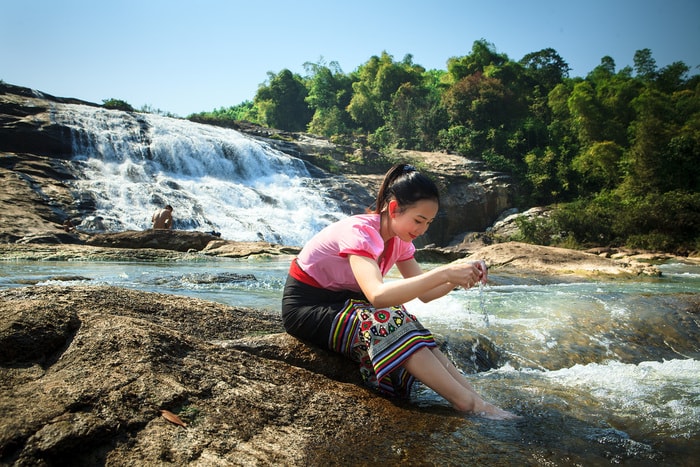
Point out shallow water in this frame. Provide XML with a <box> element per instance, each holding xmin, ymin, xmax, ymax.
<box><xmin>2</xmin><ymin>258</ymin><xmax>698</xmax><ymax>464</ymax></box>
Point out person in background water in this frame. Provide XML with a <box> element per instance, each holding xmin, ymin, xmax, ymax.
<box><xmin>152</xmin><ymin>205</ymin><xmax>173</xmax><ymax>229</ymax></box>
<box><xmin>62</xmin><ymin>219</ymin><xmax>76</xmax><ymax>232</ymax></box>
<box><xmin>281</xmin><ymin>163</ymin><xmax>517</xmax><ymax>420</ymax></box>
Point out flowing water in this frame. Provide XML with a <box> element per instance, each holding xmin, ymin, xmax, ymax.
<box><xmin>1</xmin><ymin>258</ymin><xmax>698</xmax><ymax>464</ymax></box>
<box><xmin>5</xmin><ymin>103</ymin><xmax>697</xmax><ymax>463</ymax></box>
<box><xmin>53</xmin><ymin>103</ymin><xmax>345</xmax><ymax>246</ymax></box>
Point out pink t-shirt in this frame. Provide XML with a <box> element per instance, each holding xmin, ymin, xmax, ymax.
<box><xmin>296</xmin><ymin>214</ymin><xmax>416</xmax><ymax>292</ymax></box>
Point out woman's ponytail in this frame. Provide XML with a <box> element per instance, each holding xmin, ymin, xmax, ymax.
<box><xmin>371</xmin><ymin>163</ymin><xmax>439</xmax><ymax>214</ymax></box>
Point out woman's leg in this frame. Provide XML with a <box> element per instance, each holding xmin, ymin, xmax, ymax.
<box><xmin>403</xmin><ymin>347</ymin><xmax>518</xmax><ymax>420</ymax></box>
<box><xmin>429</xmin><ymin>347</ymin><xmax>477</xmax><ymax>391</ymax></box>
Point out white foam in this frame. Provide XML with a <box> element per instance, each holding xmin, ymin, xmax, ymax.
<box><xmin>53</xmin><ymin>104</ymin><xmax>345</xmax><ymax>245</ymax></box>
<box><xmin>530</xmin><ymin>359</ymin><xmax>700</xmax><ymax>438</ymax></box>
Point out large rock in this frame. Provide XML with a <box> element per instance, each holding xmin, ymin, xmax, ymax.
<box><xmin>0</xmin><ymin>286</ymin><xmax>485</xmax><ymax>466</ymax></box>
<box><xmin>464</xmin><ymin>241</ymin><xmax>662</xmax><ymax>277</ymax></box>
<box><xmin>85</xmin><ymin>229</ymin><xmax>224</xmax><ymax>252</ymax></box>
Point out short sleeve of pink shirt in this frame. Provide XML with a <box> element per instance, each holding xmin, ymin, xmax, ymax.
<box><xmin>296</xmin><ymin>214</ymin><xmax>416</xmax><ymax>292</ymax></box>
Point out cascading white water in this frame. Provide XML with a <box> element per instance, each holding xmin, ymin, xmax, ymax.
<box><xmin>51</xmin><ymin>103</ymin><xmax>345</xmax><ymax>246</ymax></box>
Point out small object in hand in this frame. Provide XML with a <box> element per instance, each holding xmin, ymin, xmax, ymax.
<box><xmin>160</xmin><ymin>409</ymin><xmax>187</xmax><ymax>427</ymax></box>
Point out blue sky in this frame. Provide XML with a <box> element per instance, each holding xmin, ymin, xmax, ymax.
<box><xmin>2</xmin><ymin>0</ymin><xmax>699</xmax><ymax>117</ymax></box>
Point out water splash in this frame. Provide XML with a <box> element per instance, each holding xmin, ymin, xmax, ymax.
<box><xmin>530</xmin><ymin>359</ymin><xmax>700</xmax><ymax>439</ymax></box>
<box><xmin>478</xmin><ymin>282</ymin><xmax>490</xmax><ymax>326</ymax></box>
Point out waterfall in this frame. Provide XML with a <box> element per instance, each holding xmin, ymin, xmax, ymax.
<box><xmin>51</xmin><ymin>104</ymin><xmax>345</xmax><ymax>246</ymax></box>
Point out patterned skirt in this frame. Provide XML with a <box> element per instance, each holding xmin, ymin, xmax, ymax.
<box><xmin>329</xmin><ymin>299</ymin><xmax>437</xmax><ymax>397</ymax></box>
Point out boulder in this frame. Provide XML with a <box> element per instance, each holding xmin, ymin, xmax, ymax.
<box><xmin>0</xmin><ymin>286</ymin><xmax>476</xmax><ymax>466</ymax></box>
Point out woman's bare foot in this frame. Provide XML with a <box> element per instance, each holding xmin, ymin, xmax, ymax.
<box><xmin>473</xmin><ymin>401</ymin><xmax>521</xmax><ymax>420</ymax></box>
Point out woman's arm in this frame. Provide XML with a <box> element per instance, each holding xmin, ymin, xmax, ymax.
<box><xmin>349</xmin><ymin>255</ymin><xmax>486</xmax><ymax>309</ymax></box>
<box><xmin>396</xmin><ymin>259</ymin><xmax>457</xmax><ymax>302</ymax></box>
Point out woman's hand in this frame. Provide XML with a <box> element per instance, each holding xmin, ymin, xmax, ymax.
<box><xmin>442</xmin><ymin>260</ymin><xmax>488</xmax><ymax>289</ymax></box>
<box><xmin>474</xmin><ymin>259</ymin><xmax>488</xmax><ymax>285</ymax></box>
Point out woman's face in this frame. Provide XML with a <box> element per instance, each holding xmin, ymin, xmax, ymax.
<box><xmin>389</xmin><ymin>199</ymin><xmax>439</xmax><ymax>242</ymax></box>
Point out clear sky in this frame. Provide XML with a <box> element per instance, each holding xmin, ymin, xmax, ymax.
<box><xmin>2</xmin><ymin>0</ymin><xmax>699</xmax><ymax>117</ymax></box>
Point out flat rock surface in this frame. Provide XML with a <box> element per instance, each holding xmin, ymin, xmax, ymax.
<box><xmin>463</xmin><ymin>242</ymin><xmax>666</xmax><ymax>277</ymax></box>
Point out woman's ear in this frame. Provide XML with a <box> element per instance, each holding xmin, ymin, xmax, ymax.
<box><xmin>388</xmin><ymin>200</ymin><xmax>398</xmax><ymax>217</ymax></box>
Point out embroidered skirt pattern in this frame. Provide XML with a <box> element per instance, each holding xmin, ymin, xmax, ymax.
<box><xmin>329</xmin><ymin>299</ymin><xmax>437</xmax><ymax>397</ymax></box>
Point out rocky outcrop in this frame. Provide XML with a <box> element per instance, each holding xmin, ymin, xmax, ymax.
<box><xmin>463</xmin><ymin>241</ymin><xmax>662</xmax><ymax>277</ymax></box>
<box><xmin>0</xmin><ymin>85</ymin><xmax>87</xmax><ymax>158</ymax></box>
<box><xmin>85</xmin><ymin>229</ymin><xmax>231</xmax><ymax>252</ymax></box>
<box><xmin>0</xmin><ymin>285</ymin><xmax>499</xmax><ymax>466</ymax></box>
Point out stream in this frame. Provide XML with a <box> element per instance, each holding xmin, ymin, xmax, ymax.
<box><xmin>1</xmin><ymin>257</ymin><xmax>698</xmax><ymax>464</ymax></box>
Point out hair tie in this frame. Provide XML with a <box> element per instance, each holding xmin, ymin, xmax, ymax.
<box><xmin>403</xmin><ymin>164</ymin><xmax>416</xmax><ymax>173</ymax></box>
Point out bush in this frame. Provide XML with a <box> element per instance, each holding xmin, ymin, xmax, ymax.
<box><xmin>102</xmin><ymin>98</ymin><xmax>134</xmax><ymax>112</ymax></box>
<box><xmin>512</xmin><ymin>215</ymin><xmax>559</xmax><ymax>246</ymax></box>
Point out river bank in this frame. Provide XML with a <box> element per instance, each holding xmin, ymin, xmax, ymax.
<box><xmin>2</xmin><ymin>239</ymin><xmax>699</xmax><ymax>465</ymax></box>
<box><xmin>0</xmin><ymin>229</ymin><xmax>680</xmax><ymax>277</ymax></box>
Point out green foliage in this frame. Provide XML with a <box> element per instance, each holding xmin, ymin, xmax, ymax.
<box><xmin>551</xmin><ymin>194</ymin><xmax>620</xmax><ymax>246</ymax></box>
<box><xmin>633</xmin><ymin>48</ymin><xmax>657</xmax><ymax>81</ymax></box>
<box><xmin>191</xmin><ymin>42</ymin><xmax>699</xmax><ymax>252</ymax></box>
<box><xmin>438</xmin><ymin>125</ymin><xmax>473</xmax><ymax>155</ymax></box>
<box><xmin>512</xmin><ymin>215</ymin><xmax>560</xmax><ymax>246</ymax></box>
<box><xmin>347</xmin><ymin>51</ymin><xmax>425</xmax><ymax>132</ymax></box>
<box><xmin>572</xmin><ymin>141</ymin><xmax>624</xmax><ymax>192</ymax></box>
<box><xmin>520</xmin><ymin>48</ymin><xmax>571</xmax><ymax>92</ymax></box>
<box><xmin>303</xmin><ymin>59</ymin><xmax>354</xmax><ymax>136</ymax></box>
<box><xmin>524</xmin><ymin>147</ymin><xmax>569</xmax><ymax>202</ymax></box>
<box><xmin>187</xmin><ymin>101</ymin><xmax>260</xmax><ymax>127</ymax></box>
<box><xmin>102</xmin><ymin>98</ymin><xmax>134</xmax><ymax>112</ymax></box>
<box><xmin>255</xmin><ymin>69</ymin><xmax>312</xmax><ymax>131</ymax></box>
<box><xmin>446</xmin><ymin>39</ymin><xmax>508</xmax><ymax>82</ymax></box>
<box><xmin>551</xmin><ymin>190</ymin><xmax>700</xmax><ymax>252</ymax></box>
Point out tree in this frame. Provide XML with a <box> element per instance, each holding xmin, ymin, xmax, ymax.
<box><xmin>591</xmin><ymin>65</ymin><xmax>640</xmax><ymax>146</ymax></box>
<box><xmin>572</xmin><ymin>141</ymin><xmax>624</xmax><ymax>192</ymax></box>
<box><xmin>383</xmin><ymin>82</ymin><xmax>429</xmax><ymax>149</ymax></box>
<box><xmin>187</xmin><ymin>100</ymin><xmax>260</xmax><ymax>127</ymax></box>
<box><xmin>524</xmin><ymin>147</ymin><xmax>571</xmax><ymax>203</ymax></box>
<box><xmin>102</xmin><ymin>98</ymin><xmax>134</xmax><ymax>112</ymax></box>
<box><xmin>442</xmin><ymin>72</ymin><xmax>513</xmax><ymax>130</ymax></box>
<box><xmin>446</xmin><ymin>39</ymin><xmax>508</xmax><ymax>83</ymax></box>
<box><xmin>303</xmin><ymin>58</ymin><xmax>354</xmax><ymax>136</ymax></box>
<box><xmin>625</xmin><ymin>87</ymin><xmax>673</xmax><ymax>192</ymax></box>
<box><xmin>567</xmin><ymin>81</ymin><xmax>605</xmax><ymax>146</ymax></box>
<box><xmin>347</xmin><ymin>52</ymin><xmax>424</xmax><ymax>133</ymax></box>
<box><xmin>254</xmin><ymin>69</ymin><xmax>312</xmax><ymax>131</ymax></box>
<box><xmin>633</xmin><ymin>48</ymin><xmax>657</xmax><ymax>81</ymax></box>
<box><xmin>655</xmin><ymin>61</ymin><xmax>690</xmax><ymax>93</ymax></box>
<box><xmin>520</xmin><ymin>48</ymin><xmax>571</xmax><ymax>93</ymax></box>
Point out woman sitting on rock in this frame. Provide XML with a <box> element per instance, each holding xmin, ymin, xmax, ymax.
<box><xmin>281</xmin><ymin>163</ymin><xmax>517</xmax><ymax>419</ymax></box>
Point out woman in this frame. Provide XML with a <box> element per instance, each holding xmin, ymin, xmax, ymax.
<box><xmin>282</xmin><ymin>163</ymin><xmax>517</xmax><ymax>419</ymax></box>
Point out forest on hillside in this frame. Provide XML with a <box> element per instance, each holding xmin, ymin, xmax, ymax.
<box><xmin>184</xmin><ymin>40</ymin><xmax>699</xmax><ymax>253</ymax></box>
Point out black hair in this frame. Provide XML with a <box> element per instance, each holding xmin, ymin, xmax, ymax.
<box><xmin>371</xmin><ymin>163</ymin><xmax>440</xmax><ymax>214</ymax></box>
